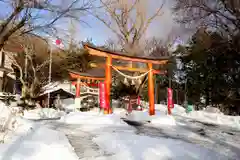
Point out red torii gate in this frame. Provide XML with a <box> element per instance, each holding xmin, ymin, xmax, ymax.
<box><xmin>69</xmin><ymin>69</ymin><xmax>105</xmax><ymax>109</ymax></box>
<box><xmin>83</xmin><ymin>43</ymin><xmax>169</xmax><ymax>115</ymax></box>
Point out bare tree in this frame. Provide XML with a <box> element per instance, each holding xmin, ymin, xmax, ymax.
<box><xmin>144</xmin><ymin>35</ymin><xmax>178</xmax><ymax>57</ymax></box>
<box><xmin>173</xmin><ymin>0</ymin><xmax>240</xmax><ymax>36</ymax></box>
<box><xmin>6</xmin><ymin>37</ymin><xmax>51</xmax><ymax>99</ymax></box>
<box><xmin>92</xmin><ymin>0</ymin><xmax>165</xmax><ymax>55</ymax></box>
<box><xmin>0</xmin><ymin>0</ymin><xmax>94</xmax><ymax>50</ymax></box>
<box><xmin>92</xmin><ymin>0</ymin><xmax>168</xmax><ymax>100</ymax></box>
<box><xmin>104</xmin><ymin>38</ymin><xmax>121</xmax><ymax>52</ymax></box>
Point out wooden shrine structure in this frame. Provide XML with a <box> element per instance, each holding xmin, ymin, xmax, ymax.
<box><xmin>69</xmin><ymin>43</ymin><xmax>169</xmax><ymax>115</ymax></box>
<box><xmin>69</xmin><ymin>69</ymin><xmax>105</xmax><ymax>98</ymax></box>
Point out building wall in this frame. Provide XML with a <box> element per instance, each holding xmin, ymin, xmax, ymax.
<box><xmin>58</xmin><ymin>82</ymin><xmax>73</xmax><ymax>93</ymax></box>
<box><xmin>0</xmin><ymin>51</ymin><xmax>15</xmax><ymax>93</ymax></box>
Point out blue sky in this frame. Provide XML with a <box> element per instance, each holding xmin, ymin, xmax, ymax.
<box><xmin>55</xmin><ymin>0</ymin><xmax>184</xmax><ymax>45</ymax></box>
<box><xmin>0</xmin><ymin>1</ymin><xmax>12</xmax><ymax>18</ymax></box>
<box><xmin>0</xmin><ymin>0</ymin><xmax>188</xmax><ymax>46</ymax></box>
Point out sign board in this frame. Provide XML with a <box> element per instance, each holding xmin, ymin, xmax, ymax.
<box><xmin>99</xmin><ymin>82</ymin><xmax>107</xmax><ymax>109</ymax></box>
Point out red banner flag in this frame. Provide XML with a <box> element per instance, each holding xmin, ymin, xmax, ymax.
<box><xmin>167</xmin><ymin>88</ymin><xmax>174</xmax><ymax>114</ymax></box>
<box><xmin>99</xmin><ymin>82</ymin><xmax>107</xmax><ymax>109</ymax></box>
<box><xmin>56</xmin><ymin>39</ymin><xmax>61</xmax><ymax>45</ymax></box>
<box><xmin>137</xmin><ymin>96</ymin><xmax>140</xmax><ymax>105</ymax></box>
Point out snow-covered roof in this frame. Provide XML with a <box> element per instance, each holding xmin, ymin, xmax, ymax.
<box><xmin>40</xmin><ymin>82</ymin><xmax>74</xmax><ymax>96</ymax></box>
<box><xmin>42</xmin><ymin>82</ymin><xmax>60</xmax><ymax>91</ymax></box>
<box><xmin>39</xmin><ymin>88</ymin><xmax>74</xmax><ymax>97</ymax></box>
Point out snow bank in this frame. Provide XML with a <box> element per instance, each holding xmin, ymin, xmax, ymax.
<box><xmin>122</xmin><ymin>110</ymin><xmax>176</xmax><ymax>126</ymax></box>
<box><xmin>124</xmin><ymin>111</ymin><xmax>151</xmax><ymax>122</ymax></box>
<box><xmin>0</xmin><ymin>118</ymin><xmax>78</xmax><ymax>160</ymax></box>
<box><xmin>23</xmin><ymin>108</ymin><xmax>65</xmax><ymax>120</ymax></box>
<box><xmin>154</xmin><ymin>104</ymin><xmax>240</xmax><ymax>129</ymax></box>
<box><xmin>93</xmin><ymin>132</ymin><xmax>229</xmax><ymax>160</ymax></box>
<box><xmin>62</xmin><ymin>98</ymin><xmax>74</xmax><ymax>106</ymax></box>
<box><xmin>62</xmin><ymin>98</ymin><xmax>75</xmax><ymax>112</ymax></box>
<box><xmin>172</xmin><ymin>104</ymin><xmax>186</xmax><ymax>113</ymax></box>
<box><xmin>155</xmin><ymin>104</ymin><xmax>168</xmax><ymax>113</ymax></box>
<box><xmin>60</xmin><ymin>112</ymin><xmax>128</xmax><ymax>131</ymax></box>
<box><xmin>0</xmin><ymin>101</ymin><xmax>22</xmax><ymax>144</ymax></box>
<box><xmin>182</xmin><ymin>111</ymin><xmax>240</xmax><ymax>129</ymax></box>
<box><xmin>0</xmin><ymin>102</ymin><xmax>14</xmax><ymax>131</ymax></box>
<box><xmin>113</xmin><ymin>108</ymin><xmax>126</xmax><ymax>115</ymax></box>
<box><xmin>64</xmin><ymin>104</ymin><xmax>76</xmax><ymax>112</ymax></box>
<box><xmin>204</xmin><ymin>106</ymin><xmax>222</xmax><ymax>114</ymax></box>
<box><xmin>150</xmin><ymin>115</ymin><xmax>176</xmax><ymax>126</ymax></box>
<box><xmin>155</xmin><ymin>104</ymin><xmax>186</xmax><ymax>115</ymax></box>
<box><xmin>0</xmin><ymin>117</ymin><xmax>35</xmax><ymax>144</ymax></box>
<box><xmin>140</xmin><ymin>103</ymin><xmax>240</xmax><ymax>129</ymax></box>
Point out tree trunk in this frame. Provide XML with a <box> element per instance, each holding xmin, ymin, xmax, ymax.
<box><xmin>205</xmin><ymin>88</ymin><xmax>210</xmax><ymax>106</ymax></box>
<box><xmin>30</xmin><ymin>83</ymin><xmax>37</xmax><ymax>99</ymax></box>
<box><xmin>0</xmin><ymin>76</ymin><xmax>4</xmax><ymax>92</ymax></box>
<box><xmin>157</xmin><ymin>83</ymin><xmax>161</xmax><ymax>104</ymax></box>
<box><xmin>21</xmin><ymin>84</ymin><xmax>28</xmax><ymax>98</ymax></box>
<box><xmin>0</xmin><ymin>42</ymin><xmax>5</xmax><ymax>51</ymax></box>
<box><xmin>0</xmin><ymin>50</ymin><xmax>5</xmax><ymax>92</ymax></box>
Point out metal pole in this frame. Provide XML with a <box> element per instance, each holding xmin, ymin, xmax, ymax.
<box><xmin>47</xmin><ymin>47</ymin><xmax>52</xmax><ymax>108</ymax></box>
<box><xmin>168</xmin><ymin>64</ymin><xmax>172</xmax><ymax>89</ymax></box>
<box><xmin>184</xmin><ymin>78</ymin><xmax>188</xmax><ymax>107</ymax></box>
<box><xmin>154</xmin><ymin>76</ymin><xmax>158</xmax><ymax>104</ymax></box>
<box><xmin>24</xmin><ymin>53</ymin><xmax>28</xmax><ymax>81</ymax></box>
<box><xmin>176</xmin><ymin>88</ymin><xmax>179</xmax><ymax>105</ymax></box>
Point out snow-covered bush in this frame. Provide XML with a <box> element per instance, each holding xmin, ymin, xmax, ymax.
<box><xmin>0</xmin><ymin>101</ymin><xmax>18</xmax><ymax>143</ymax></box>
<box><xmin>23</xmin><ymin>108</ymin><xmax>66</xmax><ymax>120</ymax></box>
<box><xmin>124</xmin><ymin>111</ymin><xmax>151</xmax><ymax>122</ymax></box>
<box><xmin>204</xmin><ymin>106</ymin><xmax>222</xmax><ymax>114</ymax></box>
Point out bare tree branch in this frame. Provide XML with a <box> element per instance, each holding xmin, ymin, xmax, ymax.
<box><xmin>36</xmin><ymin>60</ymin><xmax>49</xmax><ymax>71</ymax></box>
<box><xmin>92</xmin><ymin>0</ymin><xmax>165</xmax><ymax>55</ymax></box>
<box><xmin>173</xmin><ymin>0</ymin><xmax>240</xmax><ymax>36</ymax></box>
<box><xmin>0</xmin><ymin>0</ymin><xmax>95</xmax><ymax>50</ymax></box>
<box><xmin>6</xmin><ymin>51</ymin><xmax>25</xmax><ymax>85</ymax></box>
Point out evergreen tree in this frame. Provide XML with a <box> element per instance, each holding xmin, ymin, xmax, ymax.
<box><xmin>176</xmin><ymin>29</ymin><xmax>240</xmax><ymax>115</ymax></box>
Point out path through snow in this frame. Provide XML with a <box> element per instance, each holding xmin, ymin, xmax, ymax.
<box><xmin>45</xmin><ymin>122</ymin><xmax>114</xmax><ymax>160</ymax></box>
<box><xmin>41</xmin><ymin>115</ymin><xmax>240</xmax><ymax>160</ymax></box>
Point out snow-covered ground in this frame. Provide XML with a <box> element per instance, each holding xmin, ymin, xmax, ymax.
<box><xmin>0</xmin><ymin>118</ymin><xmax>78</xmax><ymax>160</ymax></box>
<box><xmin>55</xmin><ymin>107</ymin><xmax>240</xmax><ymax>160</ymax></box>
<box><xmin>0</xmin><ymin>103</ymin><xmax>78</xmax><ymax>160</ymax></box>
<box><xmin>155</xmin><ymin>104</ymin><xmax>240</xmax><ymax>129</ymax></box>
<box><xmin>94</xmin><ymin>132</ymin><xmax>230</xmax><ymax>160</ymax></box>
<box><xmin>0</xmin><ymin>102</ymin><xmax>239</xmax><ymax>160</ymax></box>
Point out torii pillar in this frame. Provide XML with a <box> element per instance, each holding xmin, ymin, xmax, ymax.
<box><xmin>148</xmin><ymin>63</ymin><xmax>155</xmax><ymax>115</ymax></box>
<box><xmin>105</xmin><ymin>55</ymin><xmax>112</xmax><ymax>114</ymax></box>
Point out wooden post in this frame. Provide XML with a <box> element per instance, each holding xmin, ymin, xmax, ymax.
<box><xmin>105</xmin><ymin>56</ymin><xmax>112</xmax><ymax>114</ymax></box>
<box><xmin>154</xmin><ymin>78</ymin><xmax>158</xmax><ymax>103</ymax></box>
<box><xmin>148</xmin><ymin>63</ymin><xmax>155</xmax><ymax>115</ymax></box>
<box><xmin>75</xmin><ymin>78</ymin><xmax>81</xmax><ymax>111</ymax></box>
<box><xmin>76</xmin><ymin>78</ymin><xmax>81</xmax><ymax>98</ymax></box>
